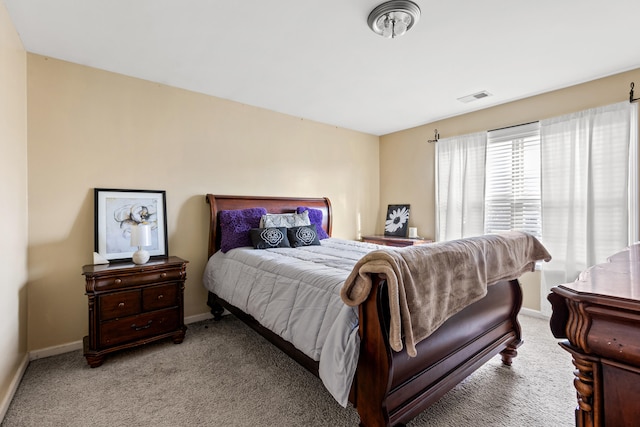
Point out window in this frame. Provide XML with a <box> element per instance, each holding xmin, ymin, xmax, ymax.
<box><xmin>435</xmin><ymin>102</ymin><xmax>637</xmax><ymax>315</ymax></box>
<box><xmin>484</xmin><ymin>122</ymin><xmax>541</xmax><ymax>238</ymax></box>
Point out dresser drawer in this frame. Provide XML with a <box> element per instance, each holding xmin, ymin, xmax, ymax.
<box><xmin>142</xmin><ymin>283</ymin><xmax>178</xmax><ymax>311</ymax></box>
<box><xmin>93</xmin><ymin>269</ymin><xmax>183</xmax><ymax>292</ymax></box>
<box><xmin>99</xmin><ymin>290</ymin><xmax>141</xmax><ymax>320</ymax></box>
<box><xmin>99</xmin><ymin>308</ymin><xmax>179</xmax><ymax>348</ymax></box>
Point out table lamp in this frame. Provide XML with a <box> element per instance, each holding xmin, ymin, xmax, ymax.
<box><xmin>130</xmin><ymin>223</ymin><xmax>152</xmax><ymax>264</ymax></box>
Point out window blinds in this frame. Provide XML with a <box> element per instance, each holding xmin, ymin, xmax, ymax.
<box><xmin>484</xmin><ymin>122</ymin><xmax>541</xmax><ymax>238</ymax></box>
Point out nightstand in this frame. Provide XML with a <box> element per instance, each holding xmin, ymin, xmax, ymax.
<box><xmin>82</xmin><ymin>256</ymin><xmax>188</xmax><ymax>367</ymax></box>
<box><xmin>361</xmin><ymin>235</ymin><xmax>433</xmax><ymax>247</ymax></box>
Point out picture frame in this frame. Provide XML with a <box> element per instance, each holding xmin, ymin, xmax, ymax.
<box><xmin>94</xmin><ymin>188</ymin><xmax>168</xmax><ymax>262</ymax></box>
<box><xmin>384</xmin><ymin>204</ymin><xmax>411</xmax><ymax>237</ymax></box>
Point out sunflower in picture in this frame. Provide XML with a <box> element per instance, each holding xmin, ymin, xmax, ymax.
<box><xmin>385</xmin><ymin>205</ymin><xmax>410</xmax><ymax>233</ymax></box>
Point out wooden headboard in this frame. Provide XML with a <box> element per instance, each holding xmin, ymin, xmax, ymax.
<box><xmin>205</xmin><ymin>194</ymin><xmax>332</xmax><ymax>258</ymax></box>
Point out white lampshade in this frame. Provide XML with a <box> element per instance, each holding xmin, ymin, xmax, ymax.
<box><xmin>130</xmin><ymin>223</ymin><xmax>152</xmax><ymax>264</ymax></box>
<box><xmin>130</xmin><ymin>223</ymin><xmax>152</xmax><ymax>247</ymax></box>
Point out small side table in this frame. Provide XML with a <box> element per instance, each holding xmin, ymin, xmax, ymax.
<box><xmin>82</xmin><ymin>256</ymin><xmax>188</xmax><ymax>367</ymax></box>
<box><xmin>361</xmin><ymin>235</ymin><xmax>433</xmax><ymax>247</ymax></box>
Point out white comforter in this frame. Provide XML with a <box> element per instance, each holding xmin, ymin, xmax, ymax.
<box><xmin>202</xmin><ymin>238</ymin><xmax>383</xmax><ymax>406</ymax></box>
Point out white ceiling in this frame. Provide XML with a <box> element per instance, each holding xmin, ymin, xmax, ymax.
<box><xmin>5</xmin><ymin>0</ymin><xmax>640</xmax><ymax>136</ymax></box>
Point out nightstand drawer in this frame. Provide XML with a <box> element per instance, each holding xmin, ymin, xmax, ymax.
<box><xmin>142</xmin><ymin>283</ymin><xmax>178</xmax><ymax>311</ymax></box>
<box><xmin>99</xmin><ymin>290</ymin><xmax>141</xmax><ymax>320</ymax></box>
<box><xmin>99</xmin><ymin>308</ymin><xmax>179</xmax><ymax>347</ymax></box>
<box><xmin>93</xmin><ymin>269</ymin><xmax>183</xmax><ymax>291</ymax></box>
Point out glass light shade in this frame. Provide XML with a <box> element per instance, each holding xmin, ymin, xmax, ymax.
<box><xmin>382</xmin><ymin>17</ymin><xmax>393</xmax><ymax>38</ymax></box>
<box><xmin>392</xmin><ymin>17</ymin><xmax>408</xmax><ymax>37</ymax></box>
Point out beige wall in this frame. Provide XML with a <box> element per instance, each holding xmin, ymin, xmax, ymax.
<box><xmin>26</xmin><ymin>55</ymin><xmax>380</xmax><ymax>351</ymax></box>
<box><xmin>0</xmin><ymin>0</ymin><xmax>28</xmax><ymax>416</ymax></box>
<box><xmin>380</xmin><ymin>68</ymin><xmax>640</xmax><ymax>310</ymax></box>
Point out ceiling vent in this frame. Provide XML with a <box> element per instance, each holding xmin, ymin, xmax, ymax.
<box><xmin>457</xmin><ymin>91</ymin><xmax>492</xmax><ymax>103</ymax></box>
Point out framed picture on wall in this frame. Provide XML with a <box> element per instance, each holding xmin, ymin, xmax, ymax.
<box><xmin>94</xmin><ymin>188</ymin><xmax>168</xmax><ymax>261</ymax></box>
<box><xmin>384</xmin><ymin>204</ymin><xmax>410</xmax><ymax>237</ymax></box>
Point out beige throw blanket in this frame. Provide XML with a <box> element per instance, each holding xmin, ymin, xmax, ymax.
<box><xmin>341</xmin><ymin>232</ymin><xmax>551</xmax><ymax>357</ymax></box>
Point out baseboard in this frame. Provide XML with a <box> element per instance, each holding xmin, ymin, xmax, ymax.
<box><xmin>185</xmin><ymin>312</ymin><xmax>214</xmax><ymax>324</ymax></box>
<box><xmin>29</xmin><ymin>340</ymin><xmax>83</xmax><ymax>361</ymax></box>
<box><xmin>519</xmin><ymin>307</ymin><xmax>549</xmax><ymax>320</ymax></box>
<box><xmin>0</xmin><ymin>353</ymin><xmax>29</xmax><ymax>422</ymax></box>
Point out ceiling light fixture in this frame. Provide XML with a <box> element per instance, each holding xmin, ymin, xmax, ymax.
<box><xmin>368</xmin><ymin>0</ymin><xmax>421</xmax><ymax>39</ymax></box>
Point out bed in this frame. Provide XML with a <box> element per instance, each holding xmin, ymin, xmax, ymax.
<box><xmin>203</xmin><ymin>194</ymin><xmax>549</xmax><ymax>427</ymax></box>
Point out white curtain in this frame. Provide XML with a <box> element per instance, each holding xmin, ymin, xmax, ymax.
<box><xmin>540</xmin><ymin>101</ymin><xmax>638</xmax><ymax>315</ymax></box>
<box><xmin>435</xmin><ymin>132</ymin><xmax>487</xmax><ymax>241</ymax></box>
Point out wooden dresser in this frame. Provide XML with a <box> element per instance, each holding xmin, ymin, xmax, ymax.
<box><xmin>82</xmin><ymin>256</ymin><xmax>188</xmax><ymax>367</ymax></box>
<box><xmin>361</xmin><ymin>235</ymin><xmax>433</xmax><ymax>247</ymax></box>
<box><xmin>548</xmin><ymin>244</ymin><xmax>640</xmax><ymax>427</ymax></box>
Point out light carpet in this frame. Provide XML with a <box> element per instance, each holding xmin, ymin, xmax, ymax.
<box><xmin>2</xmin><ymin>314</ymin><xmax>576</xmax><ymax>426</ymax></box>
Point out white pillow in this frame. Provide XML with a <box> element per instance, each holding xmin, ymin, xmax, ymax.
<box><xmin>261</xmin><ymin>211</ymin><xmax>310</xmax><ymax>228</ymax></box>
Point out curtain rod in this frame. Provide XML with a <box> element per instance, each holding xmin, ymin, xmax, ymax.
<box><xmin>487</xmin><ymin>120</ymin><xmax>539</xmax><ymax>133</ymax></box>
<box><xmin>427</xmin><ymin>129</ymin><xmax>440</xmax><ymax>143</ymax></box>
<box><xmin>428</xmin><ymin>120</ymin><xmax>539</xmax><ymax>143</ymax></box>
<box><xmin>631</xmin><ymin>82</ymin><xmax>639</xmax><ymax>103</ymax></box>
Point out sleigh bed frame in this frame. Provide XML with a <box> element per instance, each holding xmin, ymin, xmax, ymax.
<box><xmin>205</xmin><ymin>194</ymin><xmax>524</xmax><ymax>427</ymax></box>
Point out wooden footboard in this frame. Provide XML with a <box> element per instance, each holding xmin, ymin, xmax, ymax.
<box><xmin>353</xmin><ymin>276</ymin><xmax>523</xmax><ymax>427</ymax></box>
<box><xmin>208</xmin><ymin>276</ymin><xmax>523</xmax><ymax>427</ymax></box>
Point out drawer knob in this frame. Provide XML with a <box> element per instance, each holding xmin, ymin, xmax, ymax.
<box><xmin>160</xmin><ymin>273</ymin><xmax>167</xmax><ymax>278</ymax></box>
<box><xmin>118</xmin><ymin>302</ymin><xmax>125</xmax><ymax>308</ymax></box>
<box><xmin>157</xmin><ymin>294</ymin><xmax>164</xmax><ymax>300</ymax></box>
<box><xmin>114</xmin><ymin>278</ymin><xmax>122</xmax><ymax>285</ymax></box>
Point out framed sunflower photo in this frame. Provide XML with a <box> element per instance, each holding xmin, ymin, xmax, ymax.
<box><xmin>384</xmin><ymin>204</ymin><xmax>410</xmax><ymax>237</ymax></box>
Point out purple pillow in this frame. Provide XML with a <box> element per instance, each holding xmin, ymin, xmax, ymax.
<box><xmin>296</xmin><ymin>207</ymin><xmax>329</xmax><ymax>240</ymax></box>
<box><xmin>219</xmin><ymin>207</ymin><xmax>268</xmax><ymax>252</ymax></box>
